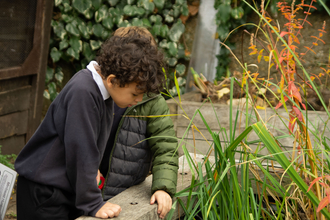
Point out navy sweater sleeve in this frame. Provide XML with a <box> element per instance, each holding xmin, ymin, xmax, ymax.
<box><xmin>15</xmin><ymin>70</ymin><xmax>112</xmax><ymax>216</ymax></box>
<box><xmin>60</xmin><ymin>80</ymin><xmax>106</xmax><ymax>215</ymax></box>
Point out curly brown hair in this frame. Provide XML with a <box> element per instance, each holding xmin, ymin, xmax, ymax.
<box><xmin>96</xmin><ymin>27</ymin><xmax>165</xmax><ymax>95</ymax></box>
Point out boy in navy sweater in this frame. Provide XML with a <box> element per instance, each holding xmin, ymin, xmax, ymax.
<box><xmin>14</xmin><ymin>27</ymin><xmax>176</xmax><ymax>219</ymax></box>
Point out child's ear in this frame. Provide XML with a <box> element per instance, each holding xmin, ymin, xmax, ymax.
<box><xmin>106</xmin><ymin>74</ymin><xmax>116</xmax><ymax>88</ymax></box>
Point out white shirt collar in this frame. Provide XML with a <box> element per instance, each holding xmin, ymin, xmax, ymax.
<box><xmin>87</xmin><ymin>61</ymin><xmax>110</xmax><ymax>100</ymax></box>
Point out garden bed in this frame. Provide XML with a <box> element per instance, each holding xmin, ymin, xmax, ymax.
<box><xmin>166</xmin><ymin>91</ymin><xmax>329</xmax><ymax>158</ymax></box>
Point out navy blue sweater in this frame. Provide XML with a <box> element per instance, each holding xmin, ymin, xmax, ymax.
<box><xmin>15</xmin><ymin>69</ymin><xmax>113</xmax><ymax>216</ymax></box>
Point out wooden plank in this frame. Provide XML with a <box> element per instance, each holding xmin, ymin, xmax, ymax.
<box><xmin>0</xmin><ymin>0</ymin><xmax>38</xmax><ymax>71</ymax></box>
<box><xmin>0</xmin><ymin>49</ymin><xmax>40</xmax><ymax>80</ymax></box>
<box><xmin>0</xmin><ymin>135</ymin><xmax>25</xmax><ymax>155</ymax></box>
<box><xmin>76</xmin><ymin>155</ymin><xmax>211</xmax><ymax>220</ymax></box>
<box><xmin>26</xmin><ymin>0</ymin><xmax>53</xmax><ymax>141</ymax></box>
<box><xmin>0</xmin><ymin>76</ymin><xmax>31</xmax><ymax>92</ymax></box>
<box><xmin>0</xmin><ymin>86</ymin><xmax>31</xmax><ymax>115</ymax></box>
<box><xmin>0</xmin><ymin>111</ymin><xmax>28</xmax><ymax>139</ymax></box>
<box><xmin>75</xmin><ymin>154</ymin><xmax>288</xmax><ymax>220</ymax></box>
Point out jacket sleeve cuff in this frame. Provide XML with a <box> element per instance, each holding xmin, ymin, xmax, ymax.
<box><xmin>88</xmin><ymin>200</ymin><xmax>106</xmax><ymax>217</ymax></box>
<box><xmin>151</xmin><ymin>167</ymin><xmax>178</xmax><ymax>197</ymax></box>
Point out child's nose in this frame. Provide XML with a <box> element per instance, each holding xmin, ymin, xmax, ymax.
<box><xmin>135</xmin><ymin>94</ymin><xmax>143</xmax><ymax>102</ymax></box>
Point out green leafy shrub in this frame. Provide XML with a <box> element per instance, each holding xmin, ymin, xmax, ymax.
<box><xmin>0</xmin><ymin>146</ymin><xmax>17</xmax><ymax>170</ymax></box>
<box><xmin>46</xmin><ymin>0</ymin><xmax>191</xmax><ymax>101</ymax></box>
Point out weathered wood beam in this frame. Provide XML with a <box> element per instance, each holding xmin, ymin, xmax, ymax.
<box><xmin>76</xmin><ymin>154</ymin><xmax>212</xmax><ymax>220</ymax></box>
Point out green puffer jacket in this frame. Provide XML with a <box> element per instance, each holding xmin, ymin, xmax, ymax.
<box><xmin>101</xmin><ymin>94</ymin><xmax>178</xmax><ymax>200</ymax></box>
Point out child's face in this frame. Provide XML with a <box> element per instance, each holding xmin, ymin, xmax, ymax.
<box><xmin>105</xmin><ymin>75</ymin><xmax>144</xmax><ymax>108</ymax></box>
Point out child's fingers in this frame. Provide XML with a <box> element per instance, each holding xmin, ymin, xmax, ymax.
<box><xmin>160</xmin><ymin>198</ymin><xmax>172</xmax><ymax>219</ymax></box>
<box><xmin>150</xmin><ymin>194</ymin><xmax>156</xmax><ymax>204</ymax></box>
<box><xmin>95</xmin><ymin>202</ymin><xmax>122</xmax><ymax>218</ymax></box>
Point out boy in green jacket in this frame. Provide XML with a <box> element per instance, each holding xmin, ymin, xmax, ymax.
<box><xmin>96</xmin><ymin>27</ymin><xmax>179</xmax><ymax>219</ymax></box>
<box><xmin>15</xmin><ymin>26</ymin><xmax>178</xmax><ymax>220</ymax></box>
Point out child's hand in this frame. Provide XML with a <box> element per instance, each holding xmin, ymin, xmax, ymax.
<box><xmin>150</xmin><ymin>190</ymin><xmax>172</xmax><ymax>219</ymax></box>
<box><xmin>95</xmin><ymin>202</ymin><xmax>121</xmax><ymax>218</ymax></box>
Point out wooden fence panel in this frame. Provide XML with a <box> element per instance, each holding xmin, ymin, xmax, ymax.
<box><xmin>0</xmin><ymin>0</ymin><xmax>53</xmax><ymax>155</ymax></box>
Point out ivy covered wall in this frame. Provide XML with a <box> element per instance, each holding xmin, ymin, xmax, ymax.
<box><xmin>45</xmin><ymin>0</ymin><xmax>194</xmax><ymax>101</ymax></box>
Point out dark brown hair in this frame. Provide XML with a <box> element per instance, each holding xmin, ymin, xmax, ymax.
<box><xmin>96</xmin><ymin>26</ymin><xmax>165</xmax><ymax>95</ymax></box>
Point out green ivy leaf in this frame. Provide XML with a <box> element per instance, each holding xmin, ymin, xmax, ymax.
<box><xmin>169</xmin><ymin>20</ymin><xmax>185</xmax><ymax>42</ymax></box>
<box><xmin>127</xmin><ymin>0</ymin><xmax>136</xmax><ymax>5</ymax></box>
<box><xmin>165</xmin><ymin>14</ymin><xmax>174</xmax><ymax>23</ymax></box>
<box><xmin>59</xmin><ymin>39</ymin><xmax>69</xmax><ymax>50</ymax></box>
<box><xmin>53</xmin><ymin>22</ymin><xmax>67</xmax><ymax>40</ymax></box>
<box><xmin>91</xmin><ymin>0</ymin><xmax>102</xmax><ymax>10</ymax></box>
<box><xmin>154</xmin><ymin>0</ymin><xmax>165</xmax><ymax>10</ymax></box>
<box><xmin>175</xmin><ymin>0</ymin><xmax>185</xmax><ymax>5</ymax></box>
<box><xmin>62</xmin><ymin>14</ymin><xmax>73</xmax><ymax>23</ymax></box>
<box><xmin>69</xmin><ymin>36</ymin><xmax>82</xmax><ymax>52</ymax></box>
<box><xmin>113</xmin><ymin>10</ymin><xmax>124</xmax><ymax>25</ymax></box>
<box><xmin>83</xmin><ymin>9</ymin><xmax>94</xmax><ymax>19</ymax></box>
<box><xmin>164</xmin><ymin>1</ymin><xmax>173</xmax><ymax>9</ymax></box>
<box><xmin>50</xmin><ymin>47</ymin><xmax>62</xmax><ymax>63</ymax></box>
<box><xmin>149</xmin><ymin>15</ymin><xmax>162</xmax><ymax>24</ymax></box>
<box><xmin>177</xmin><ymin>48</ymin><xmax>185</xmax><ymax>59</ymax></box>
<box><xmin>90</xmin><ymin>40</ymin><xmax>102</xmax><ymax>50</ymax></box>
<box><xmin>168</xmin><ymin>42</ymin><xmax>178</xmax><ymax>56</ymax></box>
<box><xmin>139</xmin><ymin>0</ymin><xmax>155</xmax><ymax>12</ymax></box>
<box><xmin>231</xmin><ymin>7</ymin><xmax>244</xmax><ymax>19</ymax></box>
<box><xmin>181</xmin><ymin>3</ymin><xmax>189</xmax><ymax>16</ymax></box>
<box><xmin>108</xmin><ymin>7</ymin><xmax>116</xmax><ymax>17</ymax></box>
<box><xmin>71</xmin><ymin>17</ymin><xmax>82</xmax><ymax>27</ymax></box>
<box><xmin>167</xmin><ymin>57</ymin><xmax>177</xmax><ymax>67</ymax></box>
<box><xmin>51</xmin><ymin>20</ymin><xmax>57</xmax><ymax>27</ymax></box>
<box><xmin>108</xmin><ymin>0</ymin><xmax>119</xmax><ymax>6</ymax></box>
<box><xmin>55</xmin><ymin>71</ymin><xmax>64</xmax><ymax>83</ymax></box>
<box><xmin>102</xmin><ymin>17</ymin><xmax>114</xmax><ymax>30</ymax></box>
<box><xmin>93</xmin><ymin>23</ymin><xmax>104</xmax><ymax>37</ymax></box>
<box><xmin>87</xmin><ymin>21</ymin><xmax>94</xmax><ymax>35</ymax></box>
<box><xmin>132</xmin><ymin>18</ymin><xmax>143</xmax><ymax>27</ymax></box>
<box><xmin>45</xmin><ymin>67</ymin><xmax>54</xmax><ymax>83</ymax></box>
<box><xmin>72</xmin><ymin>0</ymin><xmax>92</xmax><ymax>14</ymax></box>
<box><xmin>172</xmin><ymin>5</ymin><xmax>180</xmax><ymax>17</ymax></box>
<box><xmin>177</xmin><ymin>76</ymin><xmax>186</xmax><ymax>87</ymax></box>
<box><xmin>160</xmin><ymin>24</ymin><xmax>169</xmax><ymax>38</ymax></box>
<box><xmin>175</xmin><ymin>64</ymin><xmax>186</xmax><ymax>76</ymax></box>
<box><xmin>78</xmin><ymin>23</ymin><xmax>90</xmax><ymax>39</ymax></box>
<box><xmin>123</xmin><ymin>5</ymin><xmax>134</xmax><ymax>16</ymax></box>
<box><xmin>101</xmin><ymin>29</ymin><xmax>111</xmax><ymax>39</ymax></box>
<box><xmin>55</xmin><ymin>0</ymin><xmax>62</xmax><ymax>7</ymax></box>
<box><xmin>151</xmin><ymin>24</ymin><xmax>161</xmax><ymax>37</ymax></box>
<box><xmin>83</xmin><ymin>42</ymin><xmax>95</xmax><ymax>60</ymax></box>
<box><xmin>66</xmin><ymin>23</ymin><xmax>80</xmax><ymax>37</ymax></box>
<box><xmin>63</xmin><ymin>3</ymin><xmax>72</xmax><ymax>12</ymax></box>
<box><xmin>67</xmin><ymin>47</ymin><xmax>80</xmax><ymax>60</ymax></box>
<box><xmin>43</xmin><ymin>90</ymin><xmax>50</xmax><ymax>100</ymax></box>
<box><xmin>136</xmin><ymin>7</ymin><xmax>145</xmax><ymax>17</ymax></box>
<box><xmin>118</xmin><ymin>20</ymin><xmax>129</xmax><ymax>27</ymax></box>
<box><xmin>159</xmin><ymin>39</ymin><xmax>168</xmax><ymax>48</ymax></box>
<box><xmin>48</xmin><ymin>82</ymin><xmax>57</xmax><ymax>101</ymax></box>
<box><xmin>217</xmin><ymin>4</ymin><xmax>231</xmax><ymax>23</ymax></box>
<box><xmin>142</xmin><ymin>18</ymin><xmax>151</xmax><ymax>28</ymax></box>
<box><xmin>217</xmin><ymin>25</ymin><xmax>229</xmax><ymax>41</ymax></box>
<box><xmin>95</xmin><ymin>5</ymin><xmax>108</xmax><ymax>22</ymax></box>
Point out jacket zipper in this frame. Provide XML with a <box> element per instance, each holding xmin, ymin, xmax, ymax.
<box><xmin>101</xmin><ymin>94</ymin><xmax>160</xmax><ymax>197</ymax></box>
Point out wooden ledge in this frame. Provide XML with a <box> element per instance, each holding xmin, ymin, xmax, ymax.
<box><xmin>76</xmin><ymin>154</ymin><xmax>211</xmax><ymax>220</ymax></box>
